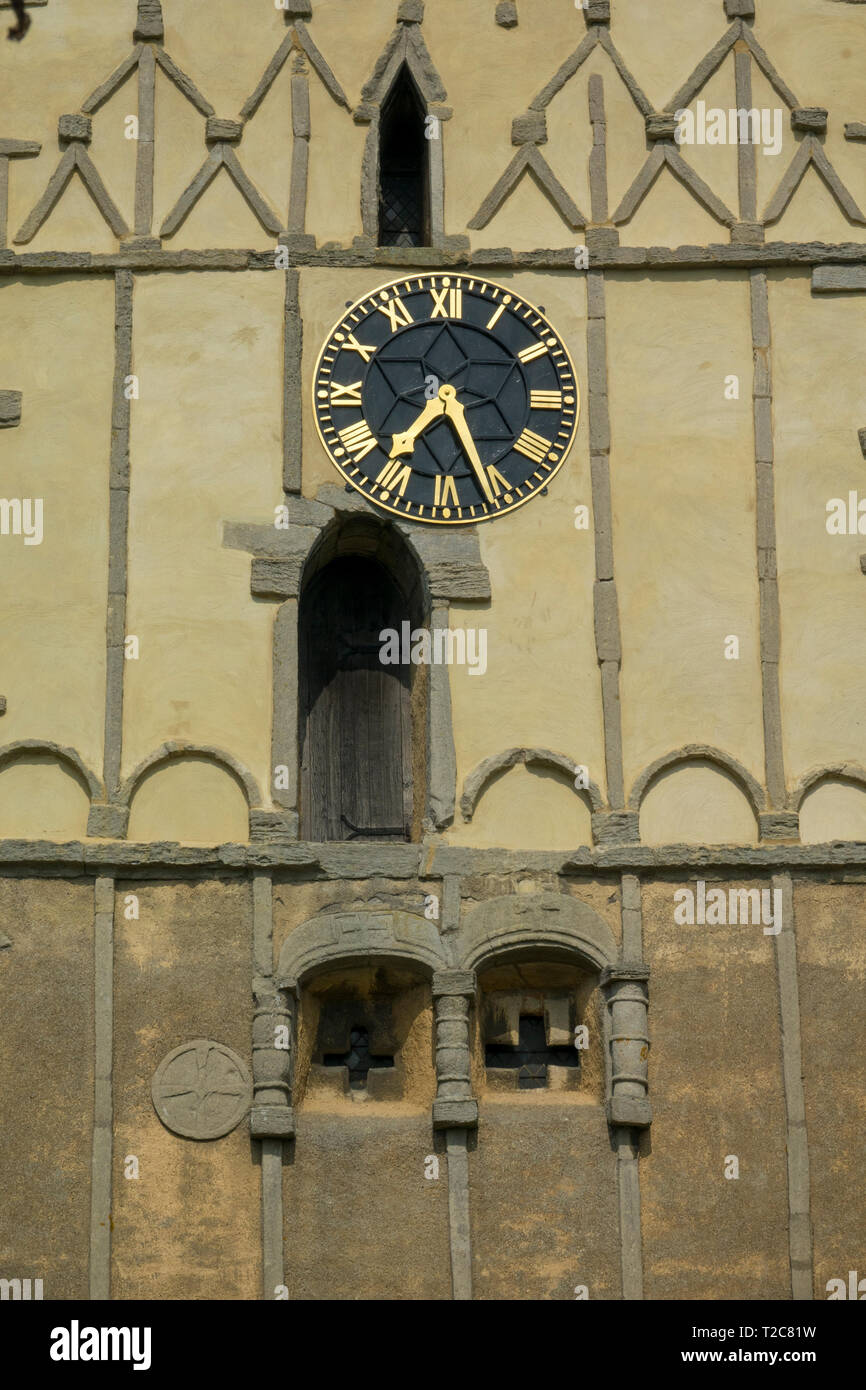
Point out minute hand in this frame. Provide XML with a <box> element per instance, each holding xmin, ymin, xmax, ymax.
<box><xmin>439</xmin><ymin>388</ymin><xmax>495</xmax><ymax>504</ymax></box>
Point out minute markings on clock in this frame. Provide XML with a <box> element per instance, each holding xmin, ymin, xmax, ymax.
<box><xmin>313</xmin><ymin>275</ymin><xmax>578</xmax><ymax>526</ymax></box>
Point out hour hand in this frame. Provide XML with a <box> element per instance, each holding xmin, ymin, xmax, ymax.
<box><xmin>389</xmin><ymin>395</ymin><xmax>446</xmax><ymax>459</ymax></box>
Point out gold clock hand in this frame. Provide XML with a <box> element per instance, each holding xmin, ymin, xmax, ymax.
<box><xmin>438</xmin><ymin>385</ymin><xmax>495</xmax><ymax>504</ymax></box>
<box><xmin>389</xmin><ymin>395</ymin><xmax>446</xmax><ymax>459</ymax></box>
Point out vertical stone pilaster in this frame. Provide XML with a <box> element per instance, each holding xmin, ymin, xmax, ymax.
<box><xmin>251</xmin><ymin>872</ymin><xmax>293</xmax><ymax>1299</ymax></box>
<box><xmin>427</xmin><ymin>600</ymin><xmax>457</xmax><ymax>830</ymax></box>
<box><xmin>604</xmin><ymin>874</ymin><xmax>650</xmax><ymax>1299</ymax></box>
<box><xmin>282</xmin><ymin>268</ymin><xmax>302</xmax><ymax>495</ymax></box>
<box><xmin>288</xmin><ymin>51</ymin><xmax>311</xmax><ymax>238</ymax></box>
<box><xmin>272</xmin><ymin>597</ymin><xmax>299</xmax><ymax>824</ymax></box>
<box><xmin>751</xmin><ymin>270</ymin><xmax>786</xmax><ymax>809</ymax></box>
<box><xmin>252</xmin><ymin>986</ymin><xmax>294</xmax><ymax>1299</ymax></box>
<box><xmin>90</xmin><ymin>271</ymin><xmax>133</xmax><ymax>837</ymax></box>
<box><xmin>586</xmin><ymin>267</ymin><xmax>624</xmax><ymax>810</ymax></box>
<box><xmin>432</xmin><ymin>970</ymin><xmax>477</xmax><ymax>1300</ymax></box>
<box><xmin>428</xmin><ymin>106</ymin><xmax>452</xmax><ymax>249</ymax></box>
<box><xmin>134</xmin><ymin>45</ymin><xmax>156</xmax><ymax>237</ymax></box>
<box><xmin>772</xmin><ymin>872</ymin><xmax>813</xmax><ymax>1299</ymax></box>
<box><xmin>445</xmin><ymin>1129</ymin><xmax>472</xmax><ymax>1300</ymax></box>
<box><xmin>360</xmin><ymin>117</ymin><xmax>380</xmax><ymax>244</ymax></box>
<box><xmin>89</xmin><ymin>875</ymin><xmax>115</xmax><ymax>1300</ymax></box>
<box><xmin>588</xmin><ymin>73</ymin><xmax>608</xmax><ymax>225</ymax></box>
<box><xmin>616</xmin><ymin>1130</ymin><xmax>642</xmax><ymax>1300</ymax></box>
<box><xmin>0</xmin><ymin>156</ymin><xmax>7</xmax><ymax>251</ymax></box>
<box><xmin>733</xmin><ymin>45</ymin><xmax>757</xmax><ymax>226</ymax></box>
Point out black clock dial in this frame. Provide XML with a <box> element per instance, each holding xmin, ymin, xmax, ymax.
<box><xmin>313</xmin><ymin>274</ymin><xmax>579</xmax><ymax>525</ymax></box>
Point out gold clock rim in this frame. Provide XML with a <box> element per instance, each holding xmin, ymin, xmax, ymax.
<box><xmin>311</xmin><ymin>272</ymin><xmax>581</xmax><ymax>527</ymax></box>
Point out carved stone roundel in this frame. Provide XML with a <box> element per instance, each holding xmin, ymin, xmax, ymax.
<box><xmin>151</xmin><ymin>1039</ymin><xmax>253</xmax><ymax>1140</ymax></box>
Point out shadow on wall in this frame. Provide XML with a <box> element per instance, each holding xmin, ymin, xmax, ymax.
<box><xmin>638</xmin><ymin>758</ymin><xmax>759</xmax><ymax>846</ymax></box>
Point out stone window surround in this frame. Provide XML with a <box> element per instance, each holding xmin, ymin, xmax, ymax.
<box><xmin>224</xmin><ymin>486</ymin><xmax>491</xmax><ymax>839</ymax></box>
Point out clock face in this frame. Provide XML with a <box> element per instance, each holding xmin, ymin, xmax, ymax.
<box><xmin>313</xmin><ymin>274</ymin><xmax>579</xmax><ymax>525</ymax></box>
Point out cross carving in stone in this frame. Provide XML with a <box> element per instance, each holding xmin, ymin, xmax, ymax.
<box><xmin>485</xmin><ymin>1014</ymin><xmax>579</xmax><ymax>1089</ymax></box>
<box><xmin>324</xmin><ymin>1026</ymin><xmax>395</xmax><ymax>1090</ymax></box>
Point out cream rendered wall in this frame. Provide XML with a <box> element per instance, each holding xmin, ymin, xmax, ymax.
<box><xmin>458</xmin><ymin>765</ymin><xmax>593</xmax><ymax>850</ymax></box>
<box><xmin>640</xmin><ymin>762</ymin><xmax>759</xmax><ymax>846</ymax></box>
<box><xmin>124</xmin><ymin>270</ymin><xmax>284</xmax><ymax>801</ymax></box>
<box><xmin>0</xmin><ymin>278</ymin><xmax>113</xmax><ymax>795</ymax></box>
<box><xmin>605</xmin><ymin>271</ymin><xmax>764</xmax><ymax>803</ymax></box>
<box><xmin>0</xmin><ymin>761</ymin><xmax>91</xmax><ymax>840</ymax></box>
<box><xmin>770</xmin><ymin>272</ymin><xmax>866</xmax><ymax>784</ymax></box>
<box><xmin>126</xmin><ymin>758</ymin><xmax>250</xmax><ymax>843</ymax></box>
<box><xmin>449</xmin><ymin>267</ymin><xmax>602</xmax><ymax>846</ymax></box>
<box><xmin>800</xmin><ymin>781</ymin><xmax>866</xmax><ymax>844</ymax></box>
<box><xmin>612</xmin><ymin>0</ymin><xmax>726</xmax><ymax>112</ymax></box>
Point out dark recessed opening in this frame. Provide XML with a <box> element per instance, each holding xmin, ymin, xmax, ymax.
<box><xmin>323</xmin><ymin>1025</ymin><xmax>396</xmax><ymax>1090</ymax></box>
<box><xmin>378</xmin><ymin>65</ymin><xmax>430</xmax><ymax>247</ymax></box>
<box><xmin>485</xmin><ymin>1013</ymin><xmax>580</xmax><ymax>1090</ymax></box>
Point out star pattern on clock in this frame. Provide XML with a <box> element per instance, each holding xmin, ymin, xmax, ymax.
<box><xmin>365</xmin><ymin>322</ymin><xmax>527</xmax><ymax>476</ymax></box>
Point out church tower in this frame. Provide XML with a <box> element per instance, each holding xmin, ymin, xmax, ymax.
<box><xmin>0</xmin><ymin>0</ymin><xmax>864</xmax><ymax>1303</ymax></box>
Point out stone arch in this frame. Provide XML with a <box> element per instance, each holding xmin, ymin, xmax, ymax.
<box><xmin>789</xmin><ymin>761</ymin><xmax>866</xmax><ymax>812</ymax></box>
<box><xmin>121</xmin><ymin>743</ymin><xmax>261</xmax><ymax>843</ymax></box>
<box><xmin>631</xmin><ymin>748</ymin><xmax>763</xmax><ymax>846</ymax></box>
<box><xmin>300</xmin><ymin>511</ymin><xmax>430</xmax><ymax>615</ymax></box>
<box><xmin>119</xmin><ymin>741</ymin><xmax>263</xmax><ymax>809</ymax></box>
<box><xmin>458</xmin><ymin>893</ymin><xmax>617</xmax><ymax>975</ymax></box>
<box><xmin>460</xmin><ymin>746</ymin><xmax>605</xmax><ymax>821</ymax></box>
<box><xmin>277</xmin><ymin>909</ymin><xmax>448</xmax><ymax>989</ymax></box>
<box><xmin>0</xmin><ymin>739</ymin><xmax>103</xmax><ymax>800</ymax></box>
<box><xmin>628</xmin><ymin>745</ymin><xmax>766</xmax><ymax>815</ymax></box>
<box><xmin>792</xmin><ymin>763</ymin><xmax>866</xmax><ymax>843</ymax></box>
<box><xmin>0</xmin><ymin>739</ymin><xmax>101</xmax><ymax>840</ymax></box>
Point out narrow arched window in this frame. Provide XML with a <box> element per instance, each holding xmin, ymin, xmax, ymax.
<box><xmin>298</xmin><ymin>535</ymin><xmax>426</xmax><ymax>842</ymax></box>
<box><xmin>378</xmin><ymin>65</ymin><xmax>429</xmax><ymax>247</ymax></box>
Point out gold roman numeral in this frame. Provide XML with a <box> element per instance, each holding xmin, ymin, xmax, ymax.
<box><xmin>486</xmin><ymin>301</ymin><xmax>508</xmax><ymax>330</ymax></box>
<box><xmin>485</xmin><ymin>464</ymin><xmax>511</xmax><ymax>498</ymax></box>
<box><xmin>338</xmin><ymin>419</ymin><xmax>379</xmax><ymax>460</ymax></box>
<box><xmin>434</xmin><ymin>474</ymin><xmax>459</xmax><ymax>508</ymax></box>
<box><xmin>329</xmin><ymin>380</ymin><xmax>363</xmax><ymax>408</ymax></box>
<box><xmin>376</xmin><ymin>457</ymin><xmax>412</xmax><ymax>497</ymax></box>
<box><xmin>377</xmin><ymin>295</ymin><xmax>414</xmax><ymax>333</ymax></box>
<box><xmin>430</xmin><ymin>285</ymin><xmax>463</xmax><ymax>319</ymax></box>
<box><xmin>518</xmin><ymin>341</ymin><xmax>548</xmax><ymax>364</ymax></box>
<box><xmin>339</xmin><ymin>332</ymin><xmax>375</xmax><ymax>362</ymax></box>
<box><xmin>530</xmin><ymin>390</ymin><xmax>562</xmax><ymax>410</ymax></box>
<box><xmin>513</xmin><ymin>428</ymin><xmax>552</xmax><ymax>464</ymax></box>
